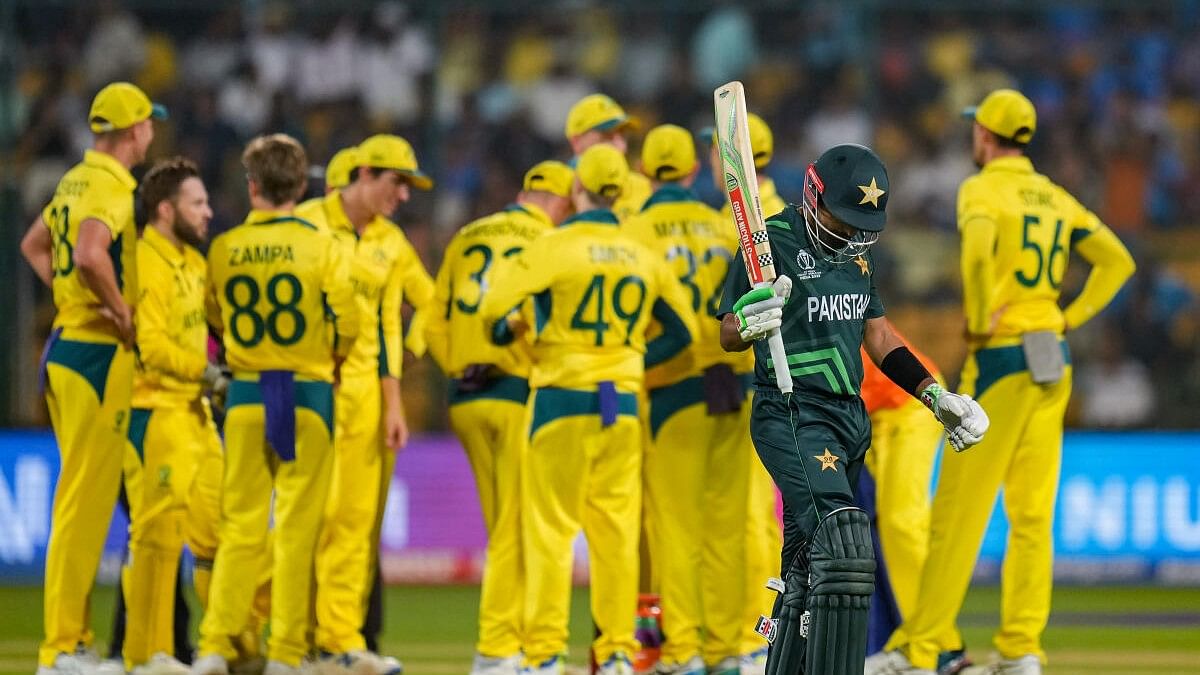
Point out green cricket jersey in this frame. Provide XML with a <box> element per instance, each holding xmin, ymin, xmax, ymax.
<box><xmin>718</xmin><ymin>204</ymin><xmax>885</xmax><ymax>397</ymax></box>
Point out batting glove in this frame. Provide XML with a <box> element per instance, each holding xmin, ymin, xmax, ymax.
<box><xmin>920</xmin><ymin>383</ymin><xmax>989</xmax><ymax>452</ymax></box>
<box><xmin>203</xmin><ymin>363</ymin><xmax>232</xmax><ymax>417</ymax></box>
<box><xmin>732</xmin><ymin>276</ymin><xmax>792</xmax><ymax>342</ymax></box>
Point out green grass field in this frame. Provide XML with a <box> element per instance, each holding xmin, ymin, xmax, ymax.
<box><xmin>1</xmin><ymin>585</ymin><xmax>1197</xmax><ymax>675</ymax></box>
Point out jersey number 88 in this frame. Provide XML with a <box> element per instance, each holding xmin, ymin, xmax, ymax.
<box><xmin>225</xmin><ymin>273</ymin><xmax>306</xmax><ymax>347</ymax></box>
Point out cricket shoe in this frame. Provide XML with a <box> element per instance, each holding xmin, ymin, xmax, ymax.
<box><xmin>133</xmin><ymin>653</ymin><xmax>191</xmax><ymax>675</ymax></box>
<box><xmin>706</xmin><ymin>656</ymin><xmax>740</xmax><ymax>675</ymax></box>
<box><xmin>936</xmin><ymin>649</ymin><xmax>973</xmax><ymax>675</ymax></box>
<box><xmin>521</xmin><ymin>655</ymin><xmax>564</xmax><ymax>675</ymax></box>
<box><xmin>980</xmin><ymin>655</ymin><xmax>1040</xmax><ymax>675</ymax></box>
<box><xmin>738</xmin><ymin>646</ymin><xmax>769</xmax><ymax>675</ymax></box>
<box><xmin>35</xmin><ymin>653</ymin><xmax>117</xmax><ymax>675</ymax></box>
<box><xmin>345</xmin><ymin>651</ymin><xmax>402</xmax><ymax>675</ymax></box>
<box><xmin>653</xmin><ymin>655</ymin><xmax>704</xmax><ymax>675</ymax></box>
<box><xmin>306</xmin><ymin>652</ymin><xmax>401</xmax><ymax>675</ymax></box>
<box><xmin>68</xmin><ymin>647</ymin><xmax>125</xmax><ymax>675</ymax></box>
<box><xmin>191</xmin><ymin>655</ymin><xmax>231</xmax><ymax>675</ymax></box>
<box><xmin>597</xmin><ymin>654</ymin><xmax>635</xmax><ymax>675</ymax></box>
<box><xmin>863</xmin><ymin>650</ymin><xmax>935</xmax><ymax>675</ymax></box>
<box><xmin>470</xmin><ymin>653</ymin><xmax>521</xmax><ymax>675</ymax></box>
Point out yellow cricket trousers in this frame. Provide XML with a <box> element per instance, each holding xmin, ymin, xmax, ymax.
<box><xmin>448</xmin><ymin>376</ymin><xmax>531</xmax><ymax>658</ymax></box>
<box><xmin>122</xmin><ymin>402</ymin><xmax>222</xmax><ymax>668</ymax></box>
<box><xmin>40</xmin><ymin>334</ymin><xmax>134</xmax><ymax>667</ymax></box>
<box><xmin>643</xmin><ymin>378</ymin><xmax>749</xmax><ymax>666</ymax></box>
<box><xmin>199</xmin><ymin>377</ymin><xmax>335</xmax><ymax>667</ymax></box>
<box><xmin>888</xmin><ymin>345</ymin><xmax>1072</xmax><ymax>668</ymax></box>
<box><xmin>521</xmin><ymin>387</ymin><xmax>642</xmax><ymax>666</ymax></box>
<box><xmin>739</xmin><ymin>435</ymin><xmax>782</xmax><ymax>656</ymax></box>
<box><xmin>865</xmin><ymin>399</ymin><xmax>941</xmax><ymax>619</ymax></box>
<box><xmin>316</xmin><ymin>372</ymin><xmax>395</xmax><ymax>654</ymax></box>
<box><xmin>186</xmin><ymin>411</ymin><xmax>271</xmax><ymax>662</ymax></box>
<box><xmin>186</xmin><ymin>407</ymin><xmax>224</xmax><ymax>610</ymax></box>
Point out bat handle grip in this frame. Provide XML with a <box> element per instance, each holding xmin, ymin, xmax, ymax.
<box><xmin>766</xmin><ymin>328</ymin><xmax>793</xmax><ymax>394</ymax></box>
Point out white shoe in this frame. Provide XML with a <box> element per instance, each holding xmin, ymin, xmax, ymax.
<box><xmin>38</xmin><ymin>653</ymin><xmax>100</xmax><ymax>675</ymax></box>
<box><xmin>347</xmin><ymin>652</ymin><xmax>402</xmax><ymax>675</ymax></box>
<box><xmin>738</xmin><ymin>646</ymin><xmax>769</xmax><ymax>675</ymax></box>
<box><xmin>310</xmin><ymin>651</ymin><xmax>401</xmax><ymax>675</ymax></box>
<box><xmin>654</xmin><ymin>656</ymin><xmax>704</xmax><ymax>675</ymax></box>
<box><xmin>94</xmin><ymin>660</ymin><xmax>126</xmax><ymax>675</ymax></box>
<box><xmin>864</xmin><ymin>650</ymin><xmax>935</xmax><ymax>675</ymax></box>
<box><xmin>522</xmin><ymin>656</ymin><xmax>564</xmax><ymax>675</ymax></box>
<box><xmin>133</xmin><ymin>654</ymin><xmax>191</xmax><ymax>675</ymax></box>
<box><xmin>191</xmin><ymin>655</ymin><xmax>231</xmax><ymax>675</ymax></box>
<box><xmin>262</xmin><ymin>662</ymin><xmax>300</xmax><ymax>675</ymax></box>
<box><xmin>471</xmin><ymin>653</ymin><xmax>521</xmax><ymax>675</ymax></box>
<box><xmin>984</xmin><ymin>655</ymin><xmax>1041</xmax><ymax>675</ymax></box>
<box><xmin>598</xmin><ymin>654</ymin><xmax>634</xmax><ymax>675</ymax></box>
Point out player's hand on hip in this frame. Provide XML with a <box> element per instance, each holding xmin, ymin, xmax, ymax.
<box><xmin>733</xmin><ymin>275</ymin><xmax>792</xmax><ymax>342</ymax></box>
<box><xmin>100</xmin><ymin>303</ymin><xmax>136</xmax><ymax>351</ymax></box>
<box><xmin>921</xmin><ymin>383</ymin><xmax>990</xmax><ymax>452</ymax></box>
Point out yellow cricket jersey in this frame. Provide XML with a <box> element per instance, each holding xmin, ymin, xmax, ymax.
<box><xmin>959</xmin><ymin>156</ymin><xmax>1135</xmax><ymax>345</ymax></box>
<box><xmin>480</xmin><ymin>209</ymin><xmax>697</xmax><ymax>393</ymax></box>
<box><xmin>624</xmin><ymin>185</ymin><xmax>738</xmax><ymax>388</ymax></box>
<box><xmin>207</xmin><ymin>209</ymin><xmax>359</xmax><ymax>382</ymax></box>
<box><xmin>42</xmin><ymin>149</ymin><xmax>139</xmax><ymax>341</ymax></box>
<box><xmin>295</xmin><ymin>191</ymin><xmax>434</xmax><ymax>379</ymax></box>
<box><xmin>718</xmin><ymin>176</ymin><xmax>786</xmax><ymax>374</ymax></box>
<box><xmin>132</xmin><ymin>227</ymin><xmax>208</xmax><ymax>408</ymax></box>
<box><xmin>613</xmin><ymin>172</ymin><xmax>653</xmax><ymax>223</ymax></box>
<box><xmin>425</xmin><ymin>202</ymin><xmax>554</xmax><ymax>379</ymax></box>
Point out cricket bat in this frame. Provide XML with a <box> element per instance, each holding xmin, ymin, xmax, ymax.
<box><xmin>713</xmin><ymin>81</ymin><xmax>793</xmax><ymax>394</ymax></box>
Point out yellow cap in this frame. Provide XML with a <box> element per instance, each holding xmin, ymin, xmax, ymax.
<box><xmin>88</xmin><ymin>82</ymin><xmax>167</xmax><ymax>133</ymax></box>
<box><xmin>522</xmin><ymin>160</ymin><xmax>574</xmax><ymax>198</ymax></box>
<box><xmin>576</xmin><ymin>145</ymin><xmax>628</xmax><ymax>199</ymax></box>
<box><xmin>641</xmin><ymin>124</ymin><xmax>697</xmax><ymax>182</ymax></box>
<box><xmin>963</xmin><ymin>88</ymin><xmax>1036</xmax><ymax>144</ymax></box>
<box><xmin>747</xmin><ymin>113</ymin><xmax>774</xmax><ymax>169</ymax></box>
<box><xmin>325</xmin><ymin>147</ymin><xmax>359</xmax><ymax>189</ymax></box>
<box><xmin>565</xmin><ymin>94</ymin><xmax>639</xmax><ymax>139</ymax></box>
<box><xmin>356</xmin><ymin>134</ymin><xmax>433</xmax><ymax>190</ymax></box>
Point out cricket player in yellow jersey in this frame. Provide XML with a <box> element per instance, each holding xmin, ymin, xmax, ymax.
<box><xmin>20</xmin><ymin>81</ymin><xmax>164</xmax><ymax>675</ymax></box>
<box><xmin>420</xmin><ymin>160</ymin><xmax>574</xmax><ymax>675</ymax></box>
<box><xmin>624</xmin><ymin>125</ymin><xmax>747</xmax><ymax>675</ymax></box>
<box><xmin>566</xmin><ymin>94</ymin><xmax>651</xmax><ymax>221</ymax></box>
<box><xmin>119</xmin><ymin>158</ymin><xmax>222</xmax><ymax>675</ymax></box>
<box><xmin>193</xmin><ymin>134</ymin><xmax>359</xmax><ymax>675</ymax></box>
<box><xmin>868</xmin><ymin>90</ymin><xmax>1135</xmax><ymax>675</ymax></box>
<box><xmin>705</xmin><ymin>112</ymin><xmax>785</xmax><ymax>674</ymax></box>
<box><xmin>296</xmin><ymin>134</ymin><xmax>435</xmax><ymax>674</ymax></box>
<box><xmin>479</xmin><ymin>145</ymin><xmax>696</xmax><ymax>675</ymax></box>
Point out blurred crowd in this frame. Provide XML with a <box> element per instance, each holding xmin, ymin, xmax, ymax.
<box><xmin>6</xmin><ymin>1</ymin><xmax>1200</xmax><ymax>427</ymax></box>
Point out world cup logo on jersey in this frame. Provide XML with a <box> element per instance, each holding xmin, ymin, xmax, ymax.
<box><xmin>796</xmin><ymin>248</ymin><xmax>822</xmax><ymax>280</ymax></box>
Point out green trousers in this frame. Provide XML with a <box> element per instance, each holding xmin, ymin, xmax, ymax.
<box><xmin>749</xmin><ymin>388</ymin><xmax>871</xmax><ymax>573</ymax></box>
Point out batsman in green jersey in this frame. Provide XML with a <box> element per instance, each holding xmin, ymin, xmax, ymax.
<box><xmin>717</xmin><ymin>144</ymin><xmax>991</xmax><ymax>675</ymax></box>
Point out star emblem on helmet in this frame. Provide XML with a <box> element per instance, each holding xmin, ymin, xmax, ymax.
<box><xmin>858</xmin><ymin>177</ymin><xmax>886</xmax><ymax>208</ymax></box>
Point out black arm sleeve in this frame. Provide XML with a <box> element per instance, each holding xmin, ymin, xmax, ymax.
<box><xmin>879</xmin><ymin>346</ymin><xmax>934</xmax><ymax>397</ymax></box>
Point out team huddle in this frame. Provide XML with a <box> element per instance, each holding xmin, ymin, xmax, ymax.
<box><xmin>22</xmin><ymin>79</ymin><xmax>1133</xmax><ymax>675</ymax></box>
